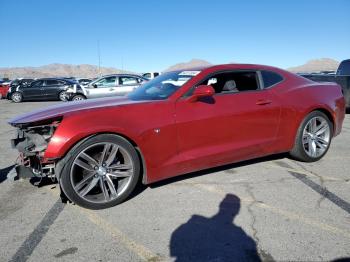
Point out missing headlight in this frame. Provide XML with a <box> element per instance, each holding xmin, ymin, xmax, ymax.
<box><xmin>11</xmin><ymin>119</ymin><xmax>61</xmax><ymax>155</ymax></box>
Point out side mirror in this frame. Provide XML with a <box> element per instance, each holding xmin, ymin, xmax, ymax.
<box><xmin>93</xmin><ymin>84</ymin><xmax>97</xmax><ymax>88</ymax></box>
<box><xmin>188</xmin><ymin>85</ymin><xmax>215</xmax><ymax>102</ymax></box>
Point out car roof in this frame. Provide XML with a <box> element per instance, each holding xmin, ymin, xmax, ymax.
<box><xmin>34</xmin><ymin>78</ymin><xmax>77</xmax><ymax>83</ymax></box>
<box><xmin>101</xmin><ymin>73</ymin><xmax>143</xmax><ymax>78</ymax></box>
<box><xmin>168</xmin><ymin>63</ymin><xmax>283</xmax><ymax>72</ymax></box>
<box><xmin>166</xmin><ymin>63</ymin><xmax>292</xmax><ymax>76</ymax></box>
<box><xmin>36</xmin><ymin>77</ymin><xmax>69</xmax><ymax>80</ymax></box>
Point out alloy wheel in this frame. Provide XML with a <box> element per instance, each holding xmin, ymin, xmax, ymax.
<box><xmin>59</xmin><ymin>91</ymin><xmax>68</xmax><ymax>101</ymax></box>
<box><xmin>70</xmin><ymin>142</ymin><xmax>134</xmax><ymax>204</ymax></box>
<box><xmin>302</xmin><ymin>116</ymin><xmax>330</xmax><ymax>158</ymax></box>
<box><xmin>12</xmin><ymin>93</ymin><xmax>22</xmax><ymax>102</ymax></box>
<box><xmin>73</xmin><ymin>95</ymin><xmax>85</xmax><ymax>101</ymax></box>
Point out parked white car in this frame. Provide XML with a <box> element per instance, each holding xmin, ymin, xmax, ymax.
<box><xmin>66</xmin><ymin>74</ymin><xmax>148</xmax><ymax>100</ymax></box>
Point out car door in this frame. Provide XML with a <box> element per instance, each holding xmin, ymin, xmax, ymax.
<box><xmin>85</xmin><ymin>76</ymin><xmax>117</xmax><ymax>98</ymax></box>
<box><xmin>115</xmin><ymin>76</ymin><xmax>141</xmax><ymax>95</ymax></box>
<box><xmin>174</xmin><ymin>70</ymin><xmax>281</xmax><ymax>174</ymax></box>
<box><xmin>22</xmin><ymin>80</ymin><xmax>44</xmax><ymax>100</ymax></box>
<box><xmin>44</xmin><ymin>79</ymin><xmax>62</xmax><ymax>100</ymax></box>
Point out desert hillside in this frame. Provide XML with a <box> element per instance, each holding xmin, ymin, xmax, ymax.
<box><xmin>163</xmin><ymin>59</ymin><xmax>212</xmax><ymax>72</ymax></box>
<box><xmin>0</xmin><ymin>58</ymin><xmax>343</xmax><ymax>79</ymax></box>
<box><xmin>287</xmin><ymin>58</ymin><xmax>340</xmax><ymax>73</ymax></box>
<box><xmin>0</xmin><ymin>64</ymin><xmax>130</xmax><ymax>79</ymax></box>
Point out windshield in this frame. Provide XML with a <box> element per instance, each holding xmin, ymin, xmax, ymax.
<box><xmin>128</xmin><ymin>71</ymin><xmax>200</xmax><ymax>100</ymax></box>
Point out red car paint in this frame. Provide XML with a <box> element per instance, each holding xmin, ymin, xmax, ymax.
<box><xmin>9</xmin><ymin>64</ymin><xmax>346</xmax><ymax>184</ymax></box>
<box><xmin>0</xmin><ymin>83</ymin><xmax>9</xmax><ymax>98</ymax></box>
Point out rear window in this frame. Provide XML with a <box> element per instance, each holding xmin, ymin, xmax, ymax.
<box><xmin>261</xmin><ymin>71</ymin><xmax>283</xmax><ymax>88</ymax></box>
<box><xmin>45</xmin><ymin>80</ymin><xmax>60</xmax><ymax>86</ymax></box>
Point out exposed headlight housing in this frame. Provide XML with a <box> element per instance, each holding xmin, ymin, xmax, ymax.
<box><xmin>11</xmin><ymin>118</ymin><xmax>62</xmax><ymax>156</ymax></box>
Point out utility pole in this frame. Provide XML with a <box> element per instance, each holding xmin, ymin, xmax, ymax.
<box><xmin>121</xmin><ymin>56</ymin><xmax>124</xmax><ymax>72</ymax></box>
<box><xmin>97</xmin><ymin>40</ymin><xmax>101</xmax><ymax>76</ymax></box>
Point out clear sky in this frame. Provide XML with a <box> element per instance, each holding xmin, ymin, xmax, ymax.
<box><xmin>0</xmin><ymin>0</ymin><xmax>349</xmax><ymax>72</ymax></box>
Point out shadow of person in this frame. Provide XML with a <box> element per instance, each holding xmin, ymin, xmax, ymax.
<box><xmin>170</xmin><ymin>194</ymin><xmax>261</xmax><ymax>262</ymax></box>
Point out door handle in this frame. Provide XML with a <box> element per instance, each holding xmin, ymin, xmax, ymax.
<box><xmin>256</xmin><ymin>99</ymin><xmax>272</xmax><ymax>105</ymax></box>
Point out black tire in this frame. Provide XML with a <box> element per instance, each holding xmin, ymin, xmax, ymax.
<box><xmin>290</xmin><ymin>111</ymin><xmax>333</xmax><ymax>162</ymax></box>
<box><xmin>11</xmin><ymin>92</ymin><xmax>23</xmax><ymax>103</ymax></box>
<box><xmin>58</xmin><ymin>91</ymin><xmax>68</xmax><ymax>101</ymax></box>
<box><xmin>60</xmin><ymin>134</ymin><xmax>141</xmax><ymax>209</ymax></box>
<box><xmin>72</xmin><ymin>94</ymin><xmax>86</xmax><ymax>101</ymax></box>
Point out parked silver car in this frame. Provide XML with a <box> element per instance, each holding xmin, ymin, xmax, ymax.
<box><xmin>67</xmin><ymin>74</ymin><xmax>148</xmax><ymax>100</ymax></box>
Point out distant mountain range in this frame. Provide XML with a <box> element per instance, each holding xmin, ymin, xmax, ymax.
<box><xmin>163</xmin><ymin>58</ymin><xmax>341</xmax><ymax>73</ymax></box>
<box><xmin>0</xmin><ymin>63</ymin><xmax>130</xmax><ymax>79</ymax></box>
<box><xmin>0</xmin><ymin>58</ymin><xmax>342</xmax><ymax>79</ymax></box>
<box><xmin>163</xmin><ymin>59</ymin><xmax>212</xmax><ymax>72</ymax></box>
<box><xmin>287</xmin><ymin>58</ymin><xmax>340</xmax><ymax>73</ymax></box>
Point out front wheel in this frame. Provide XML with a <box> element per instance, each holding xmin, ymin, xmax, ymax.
<box><xmin>60</xmin><ymin>134</ymin><xmax>141</xmax><ymax>209</ymax></box>
<box><xmin>290</xmin><ymin>111</ymin><xmax>333</xmax><ymax>162</ymax></box>
<box><xmin>11</xmin><ymin>92</ymin><xmax>23</xmax><ymax>103</ymax></box>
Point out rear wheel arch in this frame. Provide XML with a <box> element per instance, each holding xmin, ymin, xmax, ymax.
<box><xmin>290</xmin><ymin>110</ymin><xmax>333</xmax><ymax>162</ymax></box>
<box><xmin>305</xmin><ymin>107</ymin><xmax>335</xmax><ymax>133</ymax></box>
<box><xmin>72</xmin><ymin>94</ymin><xmax>87</xmax><ymax>100</ymax></box>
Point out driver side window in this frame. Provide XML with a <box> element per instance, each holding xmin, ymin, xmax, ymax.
<box><xmin>95</xmin><ymin>76</ymin><xmax>116</xmax><ymax>87</ymax></box>
<box><xmin>196</xmin><ymin>71</ymin><xmax>260</xmax><ymax>94</ymax></box>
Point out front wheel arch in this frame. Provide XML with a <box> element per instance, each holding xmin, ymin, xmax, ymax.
<box><xmin>55</xmin><ymin>132</ymin><xmax>147</xmax><ymax>184</ymax></box>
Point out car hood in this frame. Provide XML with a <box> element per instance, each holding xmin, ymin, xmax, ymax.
<box><xmin>9</xmin><ymin>96</ymin><xmax>149</xmax><ymax>126</ymax></box>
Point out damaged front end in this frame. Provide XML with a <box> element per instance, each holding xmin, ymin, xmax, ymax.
<box><xmin>11</xmin><ymin>118</ymin><xmax>62</xmax><ymax>180</ymax></box>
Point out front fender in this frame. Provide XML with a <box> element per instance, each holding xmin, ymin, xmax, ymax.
<box><xmin>44</xmin><ymin>110</ymin><xmax>142</xmax><ymax>159</ymax></box>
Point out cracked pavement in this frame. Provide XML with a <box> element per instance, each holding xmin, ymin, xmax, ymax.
<box><xmin>0</xmin><ymin>100</ymin><xmax>349</xmax><ymax>261</ymax></box>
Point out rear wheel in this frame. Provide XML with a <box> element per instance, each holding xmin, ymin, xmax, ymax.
<box><xmin>60</xmin><ymin>134</ymin><xmax>140</xmax><ymax>209</ymax></box>
<box><xmin>290</xmin><ymin>111</ymin><xmax>333</xmax><ymax>162</ymax></box>
<box><xmin>11</xmin><ymin>92</ymin><xmax>23</xmax><ymax>103</ymax></box>
<box><xmin>72</xmin><ymin>94</ymin><xmax>86</xmax><ymax>101</ymax></box>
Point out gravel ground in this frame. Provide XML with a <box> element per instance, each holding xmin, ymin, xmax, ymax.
<box><xmin>0</xmin><ymin>99</ymin><xmax>349</xmax><ymax>261</ymax></box>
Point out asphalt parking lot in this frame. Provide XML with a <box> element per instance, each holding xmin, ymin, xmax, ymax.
<box><xmin>0</xmin><ymin>99</ymin><xmax>349</xmax><ymax>262</ymax></box>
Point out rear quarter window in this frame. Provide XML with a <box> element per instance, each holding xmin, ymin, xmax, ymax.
<box><xmin>261</xmin><ymin>70</ymin><xmax>283</xmax><ymax>88</ymax></box>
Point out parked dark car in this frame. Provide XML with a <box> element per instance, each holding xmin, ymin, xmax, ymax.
<box><xmin>301</xmin><ymin>59</ymin><xmax>350</xmax><ymax>109</ymax></box>
<box><xmin>8</xmin><ymin>78</ymin><xmax>78</xmax><ymax>103</ymax></box>
<box><xmin>3</xmin><ymin>78</ymin><xmax>34</xmax><ymax>99</ymax></box>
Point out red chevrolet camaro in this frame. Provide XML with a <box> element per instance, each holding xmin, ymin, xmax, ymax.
<box><xmin>9</xmin><ymin>64</ymin><xmax>345</xmax><ymax>209</ymax></box>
